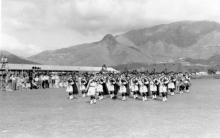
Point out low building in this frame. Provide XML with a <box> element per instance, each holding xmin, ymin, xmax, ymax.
<box><xmin>196</xmin><ymin>71</ymin><xmax>208</xmax><ymax>76</ymax></box>
<box><xmin>2</xmin><ymin>64</ymin><xmax>119</xmax><ymax>73</ymax></box>
<box><xmin>216</xmin><ymin>71</ymin><xmax>220</xmax><ymax>75</ymax></box>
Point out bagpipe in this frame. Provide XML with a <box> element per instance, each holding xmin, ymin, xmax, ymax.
<box><xmin>142</xmin><ymin>77</ymin><xmax>150</xmax><ymax>85</ymax></box>
<box><xmin>131</xmin><ymin>77</ymin><xmax>139</xmax><ymax>84</ymax></box>
<box><xmin>163</xmin><ymin>77</ymin><xmax>169</xmax><ymax>85</ymax></box>
<box><xmin>85</xmin><ymin>76</ymin><xmax>96</xmax><ymax>92</ymax></box>
<box><xmin>97</xmin><ymin>76</ymin><xmax>106</xmax><ymax>84</ymax></box>
<box><xmin>109</xmin><ymin>77</ymin><xmax>116</xmax><ymax>84</ymax></box>
<box><xmin>153</xmin><ymin>78</ymin><xmax>160</xmax><ymax>85</ymax></box>
<box><xmin>81</xmin><ymin>78</ymin><xmax>87</xmax><ymax>85</ymax></box>
<box><xmin>67</xmin><ymin>77</ymin><xmax>73</xmax><ymax>83</ymax></box>
<box><xmin>120</xmin><ymin>77</ymin><xmax>128</xmax><ymax>85</ymax></box>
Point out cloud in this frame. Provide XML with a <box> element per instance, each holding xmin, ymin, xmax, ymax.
<box><xmin>4</xmin><ymin>0</ymin><xmax>220</xmax><ymax>34</ymax></box>
<box><xmin>1</xmin><ymin>0</ymin><xmax>220</xmax><ymax>56</ymax></box>
<box><xmin>1</xmin><ymin>33</ymin><xmax>43</xmax><ymax>57</ymax></box>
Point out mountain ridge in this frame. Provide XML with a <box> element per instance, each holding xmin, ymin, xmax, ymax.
<box><xmin>0</xmin><ymin>50</ymin><xmax>38</xmax><ymax>64</ymax></box>
<box><xmin>28</xmin><ymin>21</ymin><xmax>220</xmax><ymax>66</ymax></box>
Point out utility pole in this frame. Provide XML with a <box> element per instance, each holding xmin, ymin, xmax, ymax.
<box><xmin>0</xmin><ymin>56</ymin><xmax>8</xmax><ymax>91</ymax></box>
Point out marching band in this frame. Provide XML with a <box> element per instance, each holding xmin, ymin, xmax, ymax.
<box><xmin>66</xmin><ymin>72</ymin><xmax>191</xmax><ymax>104</ymax></box>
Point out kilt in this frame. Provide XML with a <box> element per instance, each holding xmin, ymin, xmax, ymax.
<box><xmin>66</xmin><ymin>86</ymin><xmax>73</xmax><ymax>93</ymax></box>
<box><xmin>87</xmin><ymin>87</ymin><xmax>96</xmax><ymax>96</ymax></box>
<box><xmin>131</xmin><ymin>85</ymin><xmax>139</xmax><ymax>92</ymax></box>
<box><xmin>150</xmin><ymin>85</ymin><xmax>157</xmax><ymax>92</ymax></box>
<box><xmin>80</xmin><ymin>85</ymin><xmax>86</xmax><ymax>91</ymax></box>
<box><xmin>140</xmin><ymin>85</ymin><xmax>148</xmax><ymax>93</ymax></box>
<box><xmin>96</xmin><ymin>84</ymin><xmax>103</xmax><ymax>92</ymax></box>
<box><xmin>119</xmin><ymin>86</ymin><xmax>127</xmax><ymax>93</ymax></box>
<box><xmin>179</xmin><ymin>85</ymin><xmax>185</xmax><ymax>91</ymax></box>
<box><xmin>108</xmin><ymin>85</ymin><xmax>114</xmax><ymax>91</ymax></box>
<box><xmin>72</xmin><ymin>83</ymin><xmax>78</xmax><ymax>94</ymax></box>
<box><xmin>168</xmin><ymin>83</ymin><xmax>175</xmax><ymax>89</ymax></box>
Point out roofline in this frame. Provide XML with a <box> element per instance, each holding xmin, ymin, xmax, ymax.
<box><xmin>5</xmin><ymin>63</ymin><xmax>119</xmax><ymax>72</ymax></box>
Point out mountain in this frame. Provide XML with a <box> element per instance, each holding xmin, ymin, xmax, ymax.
<box><xmin>29</xmin><ymin>34</ymin><xmax>152</xmax><ymax>66</ymax></box>
<box><xmin>0</xmin><ymin>50</ymin><xmax>38</xmax><ymax>64</ymax></box>
<box><xmin>118</xmin><ymin>21</ymin><xmax>220</xmax><ymax>62</ymax></box>
<box><xmin>207</xmin><ymin>54</ymin><xmax>220</xmax><ymax>65</ymax></box>
<box><xmin>29</xmin><ymin>21</ymin><xmax>220</xmax><ymax>66</ymax></box>
<box><xmin>114</xmin><ymin>54</ymin><xmax>220</xmax><ymax>72</ymax></box>
<box><xmin>183</xmin><ymin>54</ymin><xmax>220</xmax><ymax>65</ymax></box>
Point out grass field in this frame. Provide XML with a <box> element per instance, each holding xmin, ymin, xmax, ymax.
<box><xmin>1</xmin><ymin>79</ymin><xmax>220</xmax><ymax>138</ymax></box>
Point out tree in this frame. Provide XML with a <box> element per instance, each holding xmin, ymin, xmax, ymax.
<box><xmin>207</xmin><ymin>67</ymin><xmax>217</xmax><ymax>74</ymax></box>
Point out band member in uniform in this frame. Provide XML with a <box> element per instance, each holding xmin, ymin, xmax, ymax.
<box><xmin>119</xmin><ymin>77</ymin><xmax>128</xmax><ymax>101</ymax></box>
<box><xmin>114</xmin><ymin>77</ymin><xmax>120</xmax><ymax>99</ymax></box>
<box><xmin>151</xmin><ymin>79</ymin><xmax>158</xmax><ymax>99</ymax></box>
<box><xmin>155</xmin><ymin>77</ymin><xmax>160</xmax><ymax>96</ymax></box>
<box><xmin>131</xmin><ymin>77</ymin><xmax>139</xmax><ymax>99</ymax></box>
<box><xmin>160</xmin><ymin>80</ymin><xmax>168</xmax><ymax>102</ymax></box>
<box><xmin>172</xmin><ymin>74</ymin><xmax>177</xmax><ymax>92</ymax></box>
<box><xmin>178</xmin><ymin>78</ymin><xmax>185</xmax><ymax>94</ymax></box>
<box><xmin>107</xmin><ymin>77</ymin><xmax>116</xmax><ymax>99</ymax></box>
<box><xmin>139</xmin><ymin>78</ymin><xmax>148</xmax><ymax>101</ymax></box>
<box><xmin>66</xmin><ymin>79</ymin><xmax>74</xmax><ymax>100</ymax></box>
<box><xmin>102</xmin><ymin>77</ymin><xmax>109</xmax><ymax>95</ymax></box>
<box><xmin>163</xmin><ymin>76</ymin><xmax>169</xmax><ymax>94</ymax></box>
<box><xmin>72</xmin><ymin>77</ymin><xmax>79</xmax><ymax>98</ymax></box>
<box><xmin>143</xmin><ymin>77</ymin><xmax>150</xmax><ymax>97</ymax></box>
<box><xmin>86</xmin><ymin>76</ymin><xmax>97</xmax><ymax>104</ymax></box>
<box><xmin>168</xmin><ymin>76</ymin><xmax>175</xmax><ymax>96</ymax></box>
<box><xmin>97</xmin><ymin>77</ymin><xmax>104</xmax><ymax>100</ymax></box>
<box><xmin>183</xmin><ymin>74</ymin><xmax>191</xmax><ymax>93</ymax></box>
<box><xmin>80</xmin><ymin>77</ymin><xmax>87</xmax><ymax>97</ymax></box>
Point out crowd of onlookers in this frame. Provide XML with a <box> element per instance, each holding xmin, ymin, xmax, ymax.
<box><xmin>1</xmin><ymin>72</ymin><xmax>72</xmax><ymax>91</ymax></box>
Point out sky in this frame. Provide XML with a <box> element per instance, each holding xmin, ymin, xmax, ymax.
<box><xmin>1</xmin><ymin>0</ymin><xmax>220</xmax><ymax>57</ymax></box>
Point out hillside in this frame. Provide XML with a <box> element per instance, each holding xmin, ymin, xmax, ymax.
<box><xmin>29</xmin><ymin>21</ymin><xmax>220</xmax><ymax>66</ymax></box>
<box><xmin>0</xmin><ymin>50</ymin><xmax>38</xmax><ymax>64</ymax></box>
<box><xmin>29</xmin><ymin>34</ymin><xmax>153</xmax><ymax>66</ymax></box>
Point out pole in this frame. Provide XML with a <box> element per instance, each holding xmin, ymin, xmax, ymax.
<box><xmin>0</xmin><ymin>57</ymin><xmax>8</xmax><ymax>91</ymax></box>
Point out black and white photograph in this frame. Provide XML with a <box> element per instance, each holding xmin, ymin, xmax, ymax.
<box><xmin>1</xmin><ymin>0</ymin><xmax>220</xmax><ymax>137</ymax></box>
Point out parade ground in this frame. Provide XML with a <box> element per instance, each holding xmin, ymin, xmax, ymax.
<box><xmin>1</xmin><ymin>79</ymin><xmax>220</xmax><ymax>138</ymax></box>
